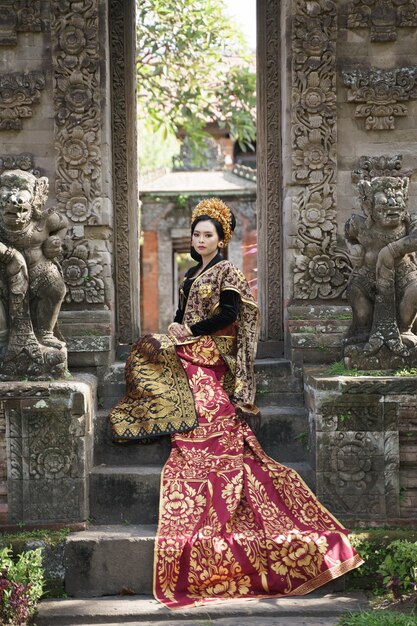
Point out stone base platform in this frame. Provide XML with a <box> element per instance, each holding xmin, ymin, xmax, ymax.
<box><xmin>304</xmin><ymin>367</ymin><xmax>417</xmax><ymax>524</ymax></box>
<box><xmin>0</xmin><ymin>375</ymin><xmax>97</xmax><ymax>526</ymax></box>
<box><xmin>36</xmin><ymin>591</ymin><xmax>369</xmax><ymax>626</ymax></box>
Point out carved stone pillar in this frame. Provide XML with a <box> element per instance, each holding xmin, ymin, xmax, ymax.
<box><xmin>256</xmin><ymin>0</ymin><xmax>284</xmax><ymax>353</ymax></box>
<box><xmin>109</xmin><ymin>0</ymin><xmax>140</xmax><ymax>347</ymax></box>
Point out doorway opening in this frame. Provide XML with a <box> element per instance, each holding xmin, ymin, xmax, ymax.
<box><xmin>136</xmin><ymin>0</ymin><xmax>258</xmax><ymax>334</ymax></box>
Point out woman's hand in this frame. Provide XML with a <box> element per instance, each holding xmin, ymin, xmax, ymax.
<box><xmin>168</xmin><ymin>323</ymin><xmax>193</xmax><ymax>338</ymax></box>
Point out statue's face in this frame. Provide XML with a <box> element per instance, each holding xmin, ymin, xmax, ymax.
<box><xmin>0</xmin><ymin>174</ymin><xmax>34</xmax><ymax>229</ymax></box>
<box><xmin>372</xmin><ymin>189</ymin><xmax>407</xmax><ymax>228</ymax></box>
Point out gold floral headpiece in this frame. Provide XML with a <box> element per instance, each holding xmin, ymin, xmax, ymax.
<box><xmin>191</xmin><ymin>198</ymin><xmax>233</xmax><ymax>246</ymax></box>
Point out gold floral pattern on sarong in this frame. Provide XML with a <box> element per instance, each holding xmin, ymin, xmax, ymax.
<box><xmin>154</xmin><ymin>337</ymin><xmax>364</xmax><ymax>609</ymax></box>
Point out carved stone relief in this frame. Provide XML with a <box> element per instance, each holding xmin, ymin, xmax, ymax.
<box><xmin>0</xmin><ymin>400</ymin><xmax>6</xmax><ymax>522</ymax></box>
<box><xmin>50</xmin><ymin>1</ymin><xmax>109</xmax><ymax>307</ymax></box>
<box><xmin>352</xmin><ymin>154</ymin><xmax>407</xmax><ymax>182</ymax></box>
<box><xmin>343</xmin><ymin>67</ymin><xmax>417</xmax><ymax>130</ymax></box>
<box><xmin>0</xmin><ymin>169</ymin><xmax>69</xmax><ymax>381</ymax></box>
<box><xmin>292</xmin><ymin>1</ymin><xmax>351</xmax><ymax>300</ymax></box>
<box><xmin>347</xmin><ymin>0</ymin><xmax>417</xmax><ymax>42</ymax></box>
<box><xmin>62</xmin><ymin>228</ymin><xmax>105</xmax><ymax>305</ymax></box>
<box><xmin>256</xmin><ymin>0</ymin><xmax>283</xmax><ymax>340</ymax></box>
<box><xmin>306</xmin><ymin>372</ymin><xmax>403</xmax><ymax>520</ymax></box>
<box><xmin>0</xmin><ymin>1</ymin><xmax>42</xmax><ymax>46</ymax></box>
<box><xmin>0</xmin><ymin>153</ymin><xmax>40</xmax><ymax>176</ymax></box>
<box><xmin>5</xmin><ymin>380</ymin><xmax>93</xmax><ymax>524</ymax></box>
<box><xmin>0</xmin><ymin>71</ymin><xmax>45</xmax><ymax>130</ymax></box>
<box><xmin>343</xmin><ymin>175</ymin><xmax>417</xmax><ymax>370</ymax></box>
<box><xmin>109</xmin><ymin>0</ymin><xmax>140</xmax><ymax>344</ymax></box>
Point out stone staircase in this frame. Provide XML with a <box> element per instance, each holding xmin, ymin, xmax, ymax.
<box><xmin>64</xmin><ymin>358</ymin><xmax>313</xmax><ymax>597</ymax></box>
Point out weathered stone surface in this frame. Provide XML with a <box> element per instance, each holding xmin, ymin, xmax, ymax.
<box><xmin>36</xmin><ymin>591</ymin><xmax>369</xmax><ymax>623</ymax></box>
<box><xmin>305</xmin><ymin>368</ymin><xmax>413</xmax><ymax>521</ymax></box>
<box><xmin>2</xmin><ymin>376</ymin><xmax>96</xmax><ymax>525</ymax></box>
<box><xmin>0</xmin><ymin>169</ymin><xmax>68</xmax><ymax>380</ymax></box>
<box><xmin>64</xmin><ymin>525</ymin><xmax>156</xmax><ymax>597</ymax></box>
<box><xmin>0</xmin><ymin>72</ymin><xmax>45</xmax><ymax>130</ymax></box>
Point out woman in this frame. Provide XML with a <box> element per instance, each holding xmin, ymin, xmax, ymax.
<box><xmin>110</xmin><ymin>198</ymin><xmax>363</xmax><ymax>610</ymax></box>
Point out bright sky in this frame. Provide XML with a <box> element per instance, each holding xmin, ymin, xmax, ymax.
<box><xmin>224</xmin><ymin>0</ymin><xmax>256</xmax><ymax>49</ymax></box>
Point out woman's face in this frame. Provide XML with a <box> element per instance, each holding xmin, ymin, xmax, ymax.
<box><xmin>192</xmin><ymin>220</ymin><xmax>222</xmax><ymax>263</ymax></box>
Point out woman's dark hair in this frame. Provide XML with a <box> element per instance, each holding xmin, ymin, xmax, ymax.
<box><xmin>190</xmin><ymin>213</ymin><xmax>236</xmax><ymax>262</ymax></box>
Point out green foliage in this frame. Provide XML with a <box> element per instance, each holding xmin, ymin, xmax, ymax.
<box><xmin>294</xmin><ymin>431</ymin><xmax>309</xmax><ymax>449</ymax></box>
<box><xmin>378</xmin><ymin>540</ymin><xmax>417</xmax><ymax>599</ymax></box>
<box><xmin>327</xmin><ymin>361</ymin><xmax>417</xmax><ymax>378</ymax></box>
<box><xmin>326</xmin><ymin>361</ymin><xmax>385</xmax><ymax>377</ymax></box>
<box><xmin>138</xmin><ymin>121</ymin><xmax>180</xmax><ymax>173</ymax></box>
<box><xmin>175</xmin><ymin>194</ymin><xmax>190</xmax><ymax>210</ymax></box>
<box><xmin>0</xmin><ymin>528</ymin><xmax>69</xmax><ymax>548</ymax></box>
<box><xmin>347</xmin><ymin>530</ymin><xmax>417</xmax><ymax>594</ymax></box>
<box><xmin>394</xmin><ymin>367</ymin><xmax>417</xmax><ymax>377</ymax></box>
<box><xmin>337</xmin><ymin>612</ymin><xmax>416</xmax><ymax>626</ymax></box>
<box><xmin>136</xmin><ymin>0</ymin><xmax>256</xmax><ymax>168</ymax></box>
<box><xmin>0</xmin><ymin>546</ymin><xmax>44</xmax><ymax>625</ymax></box>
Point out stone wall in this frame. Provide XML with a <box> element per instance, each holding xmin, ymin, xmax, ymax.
<box><xmin>0</xmin><ymin>1</ymin><xmax>140</xmax><ymax>373</ymax></box>
<box><xmin>281</xmin><ymin>0</ymin><xmax>417</xmax><ymax>364</ymax></box>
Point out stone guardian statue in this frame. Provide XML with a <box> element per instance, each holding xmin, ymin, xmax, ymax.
<box><xmin>343</xmin><ymin>175</ymin><xmax>417</xmax><ymax>369</ymax></box>
<box><xmin>0</xmin><ymin>169</ymin><xmax>68</xmax><ymax>379</ymax></box>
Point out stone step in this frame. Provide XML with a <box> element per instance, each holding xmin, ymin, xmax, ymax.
<box><xmin>89</xmin><ymin>462</ymin><xmax>315</xmax><ymax>526</ymax></box>
<box><xmin>98</xmin><ymin>359</ymin><xmax>303</xmax><ymax>410</ymax></box>
<box><xmin>36</xmin><ymin>590</ymin><xmax>369</xmax><ymax>624</ymax></box>
<box><xmin>64</xmin><ymin>525</ymin><xmax>156</xmax><ymax>597</ymax></box>
<box><xmin>94</xmin><ymin>410</ymin><xmax>171</xmax><ymax>467</ymax></box>
<box><xmin>35</xmin><ymin>619</ymin><xmax>349</xmax><ymax>626</ymax></box>
<box><xmin>94</xmin><ymin>406</ymin><xmax>310</xmax><ymax>467</ymax></box>
<box><xmin>257</xmin><ymin>406</ymin><xmax>310</xmax><ymax>462</ymax></box>
<box><xmin>62</xmin><ymin>525</ymin><xmax>358</xmax><ymax>602</ymax></box>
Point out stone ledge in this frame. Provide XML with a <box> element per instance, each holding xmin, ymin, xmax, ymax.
<box><xmin>36</xmin><ymin>590</ymin><xmax>369</xmax><ymax>624</ymax></box>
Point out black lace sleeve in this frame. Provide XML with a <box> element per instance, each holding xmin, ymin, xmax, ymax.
<box><xmin>190</xmin><ymin>289</ymin><xmax>241</xmax><ymax>336</ymax></box>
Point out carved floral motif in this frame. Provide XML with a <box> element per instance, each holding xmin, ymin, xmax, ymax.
<box><xmin>0</xmin><ymin>71</ymin><xmax>45</xmax><ymax>130</ymax></box>
<box><xmin>342</xmin><ymin>67</ymin><xmax>417</xmax><ymax>130</ymax></box>
<box><xmin>0</xmin><ymin>0</ymin><xmax>42</xmax><ymax>46</ymax></box>
<box><xmin>292</xmin><ymin>1</ymin><xmax>350</xmax><ymax>300</ymax></box>
<box><xmin>347</xmin><ymin>0</ymin><xmax>417</xmax><ymax>42</ymax></box>
<box><xmin>51</xmin><ymin>0</ymin><xmax>108</xmax><ymax>305</ymax></box>
<box><xmin>63</xmin><ymin>229</ymin><xmax>105</xmax><ymax>305</ymax></box>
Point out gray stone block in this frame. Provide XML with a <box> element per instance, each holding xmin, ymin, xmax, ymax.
<box><xmin>256</xmin><ymin>406</ymin><xmax>310</xmax><ymax>462</ymax></box>
<box><xmin>4</xmin><ymin>377</ymin><xmax>96</xmax><ymax>525</ymax></box>
<box><xmin>89</xmin><ymin>466</ymin><xmax>161</xmax><ymax>525</ymax></box>
<box><xmin>93</xmin><ymin>410</ymin><xmax>171</xmax><ymax>466</ymax></box>
<box><xmin>65</xmin><ymin>525</ymin><xmax>156</xmax><ymax>597</ymax></box>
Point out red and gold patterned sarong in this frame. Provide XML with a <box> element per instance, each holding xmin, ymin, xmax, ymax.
<box><xmin>154</xmin><ymin>336</ymin><xmax>363</xmax><ymax>609</ymax></box>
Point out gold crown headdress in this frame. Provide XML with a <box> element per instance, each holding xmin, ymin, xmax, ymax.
<box><xmin>191</xmin><ymin>198</ymin><xmax>233</xmax><ymax>245</ymax></box>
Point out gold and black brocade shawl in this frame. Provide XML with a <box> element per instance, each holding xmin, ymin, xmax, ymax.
<box><xmin>182</xmin><ymin>260</ymin><xmax>260</xmax><ymax>406</ymax></box>
<box><xmin>109</xmin><ymin>261</ymin><xmax>259</xmax><ymax>442</ymax></box>
<box><xmin>109</xmin><ymin>333</ymin><xmax>199</xmax><ymax>441</ymax></box>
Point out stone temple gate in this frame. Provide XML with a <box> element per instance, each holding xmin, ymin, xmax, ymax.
<box><xmin>0</xmin><ymin>0</ymin><xmax>416</xmax><ymax>537</ymax></box>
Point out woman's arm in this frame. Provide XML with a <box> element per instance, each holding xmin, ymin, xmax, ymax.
<box><xmin>190</xmin><ymin>289</ymin><xmax>240</xmax><ymax>336</ymax></box>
